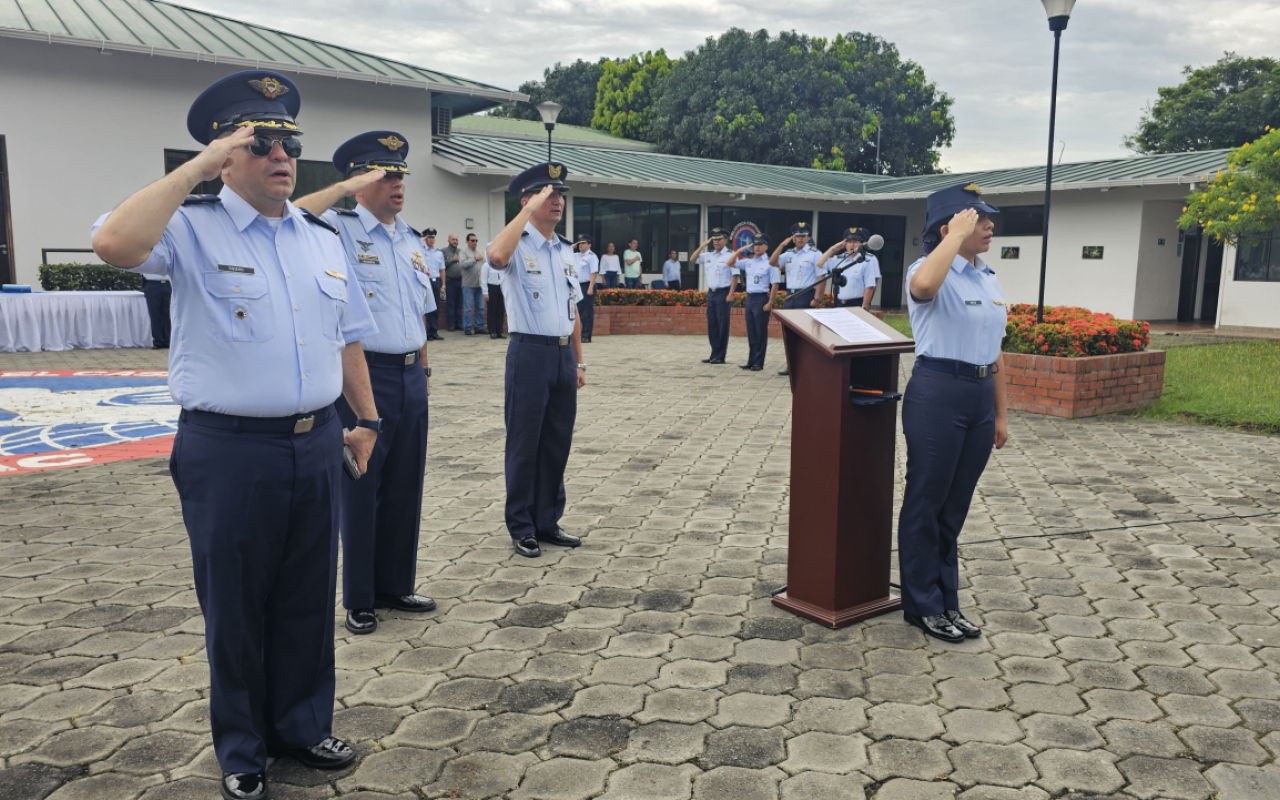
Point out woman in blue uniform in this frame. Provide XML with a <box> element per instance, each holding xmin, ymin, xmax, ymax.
<box><xmin>898</xmin><ymin>183</ymin><xmax>1009</xmax><ymax>643</ymax></box>
<box><xmin>727</xmin><ymin>234</ymin><xmax>779</xmax><ymax>371</ymax></box>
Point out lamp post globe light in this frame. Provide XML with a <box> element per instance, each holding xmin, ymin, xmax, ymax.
<box><xmin>537</xmin><ymin>101</ymin><xmax>563</xmax><ymax>161</ymax></box>
<box><xmin>1036</xmin><ymin>0</ymin><xmax>1076</xmax><ymax>323</ymax></box>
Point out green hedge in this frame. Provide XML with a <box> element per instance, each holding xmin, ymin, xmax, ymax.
<box><xmin>38</xmin><ymin>264</ymin><xmax>144</xmax><ymax>292</ymax></box>
<box><xmin>593</xmin><ymin>288</ymin><xmax>837</xmax><ymax>309</ymax></box>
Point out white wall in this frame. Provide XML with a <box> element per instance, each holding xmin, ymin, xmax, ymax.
<box><xmin>0</xmin><ymin>39</ymin><xmax>493</xmax><ymax>286</ymax></box>
<box><xmin>1132</xmin><ymin>200</ymin><xmax>1186</xmax><ymax>321</ymax></box>
<box><xmin>1217</xmin><ymin>243</ymin><xmax>1280</xmax><ymax>330</ymax></box>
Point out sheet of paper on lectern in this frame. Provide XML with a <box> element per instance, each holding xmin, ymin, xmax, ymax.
<box><xmin>805</xmin><ymin>309</ymin><xmax>891</xmax><ymax>344</ymax></box>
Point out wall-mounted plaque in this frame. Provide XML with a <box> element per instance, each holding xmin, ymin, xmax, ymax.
<box><xmin>1082</xmin><ymin>246</ymin><xmax>1104</xmax><ymax>260</ymax></box>
<box><xmin>1001</xmin><ymin>247</ymin><xmax>1020</xmax><ymax>259</ymax></box>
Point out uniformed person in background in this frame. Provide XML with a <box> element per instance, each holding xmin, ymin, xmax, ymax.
<box><xmin>295</xmin><ymin>131</ymin><xmax>438</xmax><ymax>637</ymax></box>
<box><xmin>485</xmin><ymin>163</ymin><xmax>586</xmax><ymax>558</ymax></box>
<box><xmin>141</xmin><ymin>272</ymin><xmax>172</xmax><ymax>348</ymax></box>
<box><xmin>90</xmin><ymin>69</ymin><xmax>378</xmax><ymax>800</ymax></box>
<box><xmin>898</xmin><ymin>183</ymin><xmax>1009</xmax><ymax>644</ymax></box>
<box><xmin>727</xmin><ymin>233</ymin><xmax>780</xmax><ymax>371</ymax></box>
<box><xmin>483</xmin><ymin>256</ymin><xmax>506</xmax><ymax>338</ymax></box>
<box><xmin>819</xmin><ymin>227</ymin><xmax>881</xmax><ymax>308</ymax></box>
<box><xmin>692</xmin><ymin>227</ymin><xmax>737</xmax><ymax>364</ymax></box>
<box><xmin>422</xmin><ymin>227</ymin><xmax>445</xmax><ymax>340</ymax></box>
<box><xmin>574</xmin><ymin>233</ymin><xmax>599</xmax><ymax>342</ymax></box>
<box><xmin>773</xmin><ymin>221</ymin><xmax>824</xmax><ymax>375</ymax></box>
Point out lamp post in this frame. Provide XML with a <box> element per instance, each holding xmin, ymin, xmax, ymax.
<box><xmin>1036</xmin><ymin>0</ymin><xmax>1076</xmax><ymax>324</ymax></box>
<box><xmin>536</xmin><ymin>101</ymin><xmax>563</xmax><ymax>161</ymax></box>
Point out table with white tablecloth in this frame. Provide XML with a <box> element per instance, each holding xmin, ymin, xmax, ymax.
<box><xmin>0</xmin><ymin>291</ymin><xmax>152</xmax><ymax>352</ymax></box>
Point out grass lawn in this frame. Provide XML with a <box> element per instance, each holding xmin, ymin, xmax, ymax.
<box><xmin>882</xmin><ymin>313</ymin><xmax>913</xmax><ymax>338</ymax></box>
<box><xmin>1134</xmin><ymin>341</ymin><xmax>1280</xmax><ymax>433</ymax></box>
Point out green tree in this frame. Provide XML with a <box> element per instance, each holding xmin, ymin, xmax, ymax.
<box><xmin>1180</xmin><ymin>127</ymin><xmax>1280</xmax><ymax>242</ymax></box>
<box><xmin>492</xmin><ymin>58</ymin><xmax>608</xmax><ymax>127</ymax></box>
<box><xmin>592</xmin><ymin>50</ymin><xmax>675</xmax><ymax>141</ymax></box>
<box><xmin>648</xmin><ymin>29</ymin><xmax>954</xmax><ymax>175</ymax></box>
<box><xmin>1127</xmin><ymin>53</ymin><xmax>1280</xmax><ymax>154</ymax></box>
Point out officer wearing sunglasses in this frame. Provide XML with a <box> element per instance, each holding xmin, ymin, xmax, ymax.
<box><xmin>90</xmin><ymin>69</ymin><xmax>379</xmax><ymax>800</ymax></box>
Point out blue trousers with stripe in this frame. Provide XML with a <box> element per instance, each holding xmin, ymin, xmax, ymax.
<box><xmin>504</xmin><ymin>336</ymin><xmax>577</xmax><ymax>541</ymax></box>
<box><xmin>706</xmin><ymin>288</ymin><xmax>730</xmax><ymax>361</ymax></box>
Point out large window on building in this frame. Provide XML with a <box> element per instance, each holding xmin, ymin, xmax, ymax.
<box><xmin>574</xmin><ymin>198</ymin><xmax>701</xmax><ymax>286</ymax></box>
<box><xmin>164</xmin><ymin>150</ymin><xmax>355</xmax><ymax>209</ymax></box>
<box><xmin>991</xmin><ymin>205</ymin><xmax>1044</xmax><ymax>237</ymax></box>
<box><xmin>1235</xmin><ymin>229</ymin><xmax>1280</xmax><ymax>282</ymax></box>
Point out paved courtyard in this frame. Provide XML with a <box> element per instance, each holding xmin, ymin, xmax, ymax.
<box><xmin>1</xmin><ymin>335</ymin><xmax>1279</xmax><ymax>800</ymax></box>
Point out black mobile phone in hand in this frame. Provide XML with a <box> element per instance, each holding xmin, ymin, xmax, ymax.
<box><xmin>341</xmin><ymin>429</ymin><xmax>361</xmax><ymax>481</ymax></box>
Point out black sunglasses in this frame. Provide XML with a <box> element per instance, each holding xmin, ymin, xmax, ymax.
<box><xmin>249</xmin><ymin>136</ymin><xmax>302</xmax><ymax>158</ymax></box>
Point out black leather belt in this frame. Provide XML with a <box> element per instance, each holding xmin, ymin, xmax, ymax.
<box><xmin>511</xmin><ymin>332</ymin><xmax>571</xmax><ymax>346</ymax></box>
<box><xmin>916</xmin><ymin>355</ymin><xmax>995</xmax><ymax>379</ymax></box>
<box><xmin>180</xmin><ymin>404</ymin><xmax>336</xmax><ymax>435</ymax></box>
<box><xmin>366</xmin><ymin>350</ymin><xmax>419</xmax><ymax>367</ymax></box>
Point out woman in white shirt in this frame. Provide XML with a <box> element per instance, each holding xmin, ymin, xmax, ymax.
<box><xmin>599</xmin><ymin>243</ymin><xmax>622</xmax><ymax>289</ymax></box>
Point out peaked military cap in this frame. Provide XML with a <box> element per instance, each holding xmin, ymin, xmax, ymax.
<box><xmin>789</xmin><ymin>221</ymin><xmax>812</xmax><ymax>235</ymax></box>
<box><xmin>574</xmin><ymin>233</ymin><xmax>593</xmax><ymax>244</ymax></box>
<box><xmin>187</xmin><ymin>70</ymin><xmax>303</xmax><ymax>145</ymax></box>
<box><xmin>333</xmin><ymin>131</ymin><xmax>410</xmax><ymax>176</ymax></box>
<box><xmin>422</xmin><ymin>227</ymin><xmax>438</xmax><ymax>236</ymax></box>
<box><xmin>844</xmin><ymin>227</ymin><xmax>870</xmax><ymax>241</ymax></box>
<box><xmin>508</xmin><ymin>162</ymin><xmax>569</xmax><ymax>195</ymax></box>
<box><xmin>752</xmin><ymin>233</ymin><xmax>772</xmax><ymax>246</ymax></box>
<box><xmin>709</xmin><ymin>227</ymin><xmax>729</xmax><ymax>238</ymax></box>
<box><xmin>925</xmin><ymin>183</ymin><xmax>1000</xmax><ymax>232</ymax></box>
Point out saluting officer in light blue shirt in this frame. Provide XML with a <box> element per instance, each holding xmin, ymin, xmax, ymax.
<box><xmin>575</xmin><ymin>234</ymin><xmax>599</xmax><ymax>342</ymax></box>
<box><xmin>421</xmin><ymin>228</ymin><xmax>445</xmax><ymax>340</ymax></box>
<box><xmin>898</xmin><ymin>182</ymin><xmax>1010</xmax><ymax>646</ymax></box>
<box><xmin>819</xmin><ymin>227</ymin><xmax>881</xmax><ymax>308</ymax></box>
<box><xmin>773</xmin><ymin>221</ymin><xmax>824</xmax><ymax>375</ymax></box>
<box><xmin>692</xmin><ymin>227</ymin><xmax>738</xmax><ymax>364</ymax></box>
<box><xmin>727</xmin><ymin>234</ymin><xmax>780</xmax><ymax>371</ymax></box>
<box><xmin>486</xmin><ymin>162</ymin><xmax>586</xmax><ymax>559</ymax></box>
<box><xmin>295</xmin><ymin>130</ymin><xmax>438</xmax><ymax>636</ymax></box>
<box><xmin>90</xmin><ymin>69</ymin><xmax>378</xmax><ymax>798</ymax></box>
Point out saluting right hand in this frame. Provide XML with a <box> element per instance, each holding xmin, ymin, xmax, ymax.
<box><xmin>524</xmin><ymin>185</ymin><xmax>556</xmax><ymax>214</ymax></box>
<box><xmin>342</xmin><ymin>168</ymin><xmax>388</xmax><ymax>195</ymax></box>
<box><xmin>946</xmin><ymin>209</ymin><xmax>980</xmax><ymax>241</ymax></box>
<box><xmin>190</xmin><ymin>126</ymin><xmax>255</xmax><ymax>183</ymax></box>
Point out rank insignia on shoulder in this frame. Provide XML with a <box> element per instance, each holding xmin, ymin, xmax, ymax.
<box><xmin>302</xmin><ymin>210</ymin><xmax>338</xmax><ymax>234</ymax></box>
<box><xmin>325</xmin><ymin>270</ymin><xmax>347</xmax><ymax>281</ymax></box>
<box><xmin>183</xmin><ymin>194</ymin><xmax>221</xmax><ymax>206</ymax></box>
<box><xmin>334</xmin><ymin>208</ymin><xmax>359</xmax><ymax>217</ymax></box>
<box><xmin>557</xmin><ymin>233</ymin><xmax>574</xmax><ymax>246</ymax></box>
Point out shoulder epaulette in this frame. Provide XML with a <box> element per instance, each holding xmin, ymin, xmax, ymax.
<box><xmin>409</xmin><ymin>226</ymin><xmax>422</xmax><ymax>238</ymax></box>
<box><xmin>521</xmin><ymin>230</ymin><xmax>530</xmax><ymax>237</ymax></box>
<box><xmin>557</xmin><ymin>233</ymin><xmax>574</xmax><ymax>246</ymax></box>
<box><xmin>302</xmin><ymin>210</ymin><xmax>338</xmax><ymax>234</ymax></box>
<box><xmin>182</xmin><ymin>194</ymin><xmax>221</xmax><ymax>206</ymax></box>
<box><xmin>333</xmin><ymin>208</ymin><xmax>359</xmax><ymax>217</ymax></box>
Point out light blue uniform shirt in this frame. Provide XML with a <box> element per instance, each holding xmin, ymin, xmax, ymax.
<box><xmin>423</xmin><ymin>247</ymin><xmax>445</xmax><ymax>279</ymax></box>
<box><xmin>834</xmin><ymin>251</ymin><xmax>881</xmax><ymax>300</ymax></box>
<box><xmin>906</xmin><ymin>254</ymin><xmax>1007</xmax><ymax>366</ymax></box>
<box><xmin>577</xmin><ymin>251</ymin><xmax>599</xmax><ymax>283</ymax></box>
<box><xmin>779</xmin><ymin>244</ymin><xmax>824</xmax><ymax>289</ymax></box>
<box><xmin>662</xmin><ymin>259</ymin><xmax>682</xmax><ymax>283</ymax></box>
<box><xmin>487</xmin><ymin>222</ymin><xmax>583</xmax><ymax>337</ymax></box>
<box><xmin>697</xmin><ymin>248</ymin><xmax>738</xmax><ymax>290</ymax></box>
<box><xmin>738</xmin><ymin>255</ymin><xmax>780</xmax><ymax>294</ymax></box>
<box><xmin>91</xmin><ymin>185</ymin><xmax>377</xmax><ymax>417</ymax></box>
<box><xmin>323</xmin><ymin>204</ymin><xmax>435</xmax><ymax>354</ymax></box>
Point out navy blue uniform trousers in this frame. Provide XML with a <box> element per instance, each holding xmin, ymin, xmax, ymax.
<box><xmin>142</xmin><ymin>279</ymin><xmax>172</xmax><ymax>348</ymax></box>
<box><xmin>504</xmin><ymin>335</ymin><xmax>576</xmax><ymax>541</ymax></box>
<box><xmin>578</xmin><ymin>283</ymin><xmax>595</xmax><ymax>338</ymax></box>
<box><xmin>169</xmin><ymin>408</ymin><xmax>341</xmax><ymax>774</ymax></box>
<box><xmin>783</xmin><ymin>286</ymin><xmax>815</xmax><ymax>310</ymax></box>
<box><xmin>428</xmin><ymin>278</ymin><xmax>442</xmax><ymax>337</ymax></box>
<box><xmin>744</xmin><ymin>293</ymin><xmax>771</xmax><ymax>368</ymax></box>
<box><xmin>897</xmin><ymin>366</ymin><xmax>996</xmax><ymax>617</ymax></box>
<box><xmin>706</xmin><ymin>287</ymin><xmax>730</xmax><ymax>361</ymax></box>
<box><xmin>445</xmin><ymin>277</ymin><xmax>463</xmax><ymax>329</ymax></box>
<box><xmin>336</xmin><ymin>358</ymin><xmax>428</xmax><ymax>610</ymax></box>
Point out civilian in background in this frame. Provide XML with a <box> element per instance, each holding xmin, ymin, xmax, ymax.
<box><xmin>662</xmin><ymin>250</ymin><xmax>682</xmax><ymax>290</ymax></box>
<box><xmin>623</xmin><ymin>239</ymin><xmax>643</xmax><ymax>289</ymax></box>
<box><xmin>443</xmin><ymin>233</ymin><xmax>462</xmax><ymax>331</ymax></box>
<box><xmin>600</xmin><ymin>243</ymin><xmax>621</xmax><ymax>288</ymax></box>
<box><xmin>141</xmin><ymin>273</ymin><xmax>172</xmax><ymax>349</ymax></box>
<box><xmin>575</xmin><ymin>233</ymin><xmax>599</xmax><ymax>342</ymax></box>
<box><xmin>483</xmin><ymin>259</ymin><xmax>506</xmax><ymax>338</ymax></box>
<box><xmin>459</xmin><ymin>233</ymin><xmax>487</xmax><ymax>335</ymax></box>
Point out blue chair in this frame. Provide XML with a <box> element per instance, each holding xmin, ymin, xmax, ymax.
<box><xmin>650</xmin><ymin>280</ymin><xmax>666</xmax><ymax>290</ymax></box>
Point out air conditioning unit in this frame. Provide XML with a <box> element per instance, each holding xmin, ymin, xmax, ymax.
<box><xmin>433</xmin><ymin>106</ymin><xmax>452</xmax><ymax>138</ymax></box>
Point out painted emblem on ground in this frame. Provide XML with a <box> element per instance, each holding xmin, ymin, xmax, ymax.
<box><xmin>0</xmin><ymin>370</ymin><xmax>176</xmax><ymax>475</ymax></box>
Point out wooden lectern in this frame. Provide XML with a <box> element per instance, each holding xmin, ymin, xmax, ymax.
<box><xmin>771</xmin><ymin>307</ymin><xmax>915</xmax><ymax>628</ymax></box>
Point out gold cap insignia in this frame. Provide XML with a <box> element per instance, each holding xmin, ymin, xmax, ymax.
<box><xmin>798</xmin><ymin>223</ymin><xmax>807</xmax><ymax>228</ymax></box>
<box><xmin>248</xmin><ymin>77</ymin><xmax>289</xmax><ymax>99</ymax></box>
<box><xmin>964</xmin><ymin>183</ymin><xmax>983</xmax><ymax>195</ymax></box>
<box><xmin>548</xmin><ymin>164</ymin><xmax>563</xmax><ymax>179</ymax></box>
<box><xmin>378</xmin><ymin>135</ymin><xmax>405</xmax><ymax>151</ymax></box>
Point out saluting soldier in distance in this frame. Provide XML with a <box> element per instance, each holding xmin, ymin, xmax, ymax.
<box><xmin>727</xmin><ymin>233</ymin><xmax>780</xmax><ymax>371</ymax></box>
<box><xmin>421</xmin><ymin>227</ymin><xmax>445</xmax><ymax>340</ymax></box>
<box><xmin>819</xmin><ymin>227</ymin><xmax>881</xmax><ymax>308</ymax></box>
<box><xmin>773</xmin><ymin>220</ymin><xmax>824</xmax><ymax>375</ymax></box>
<box><xmin>485</xmin><ymin>163</ymin><xmax>587</xmax><ymax>558</ymax></box>
<box><xmin>574</xmin><ymin>233</ymin><xmax>599</xmax><ymax>342</ymax></box>
<box><xmin>898</xmin><ymin>183</ymin><xmax>1009</xmax><ymax>644</ymax></box>
<box><xmin>294</xmin><ymin>131</ymin><xmax>438</xmax><ymax>636</ymax></box>
<box><xmin>691</xmin><ymin>227</ymin><xmax>738</xmax><ymax>364</ymax></box>
<box><xmin>90</xmin><ymin>69</ymin><xmax>379</xmax><ymax>800</ymax></box>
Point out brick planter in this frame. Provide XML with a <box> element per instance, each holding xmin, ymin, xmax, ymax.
<box><xmin>592</xmin><ymin>305</ymin><xmax>881</xmax><ymax>338</ymax></box>
<box><xmin>1002</xmin><ymin>350</ymin><xmax>1166</xmax><ymax>418</ymax></box>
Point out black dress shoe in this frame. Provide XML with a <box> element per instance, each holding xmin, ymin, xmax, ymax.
<box><xmin>739</xmin><ymin>364</ymin><xmax>752</xmax><ymax>369</ymax></box>
<box><xmin>904</xmin><ymin>612</ymin><xmax>966</xmax><ymax>643</ymax></box>
<box><xmin>375</xmin><ymin>594</ymin><xmax>437</xmax><ymax>613</ymax></box>
<box><xmin>945</xmin><ymin>609</ymin><xmax>982</xmax><ymax>638</ymax></box>
<box><xmin>777</xmin><ymin>367</ymin><xmax>790</xmax><ymax>375</ymax></box>
<box><xmin>701</xmin><ymin>357</ymin><xmax>715</xmax><ymax>363</ymax></box>
<box><xmin>582</xmin><ymin>336</ymin><xmax>591</xmax><ymax>343</ymax></box>
<box><xmin>222</xmin><ymin>772</ymin><xmax>267</xmax><ymax>800</ymax></box>
<box><xmin>536</xmin><ymin>527</ymin><xmax>581</xmax><ymax>548</ymax></box>
<box><xmin>513</xmin><ymin>536</ymin><xmax>541</xmax><ymax>558</ymax></box>
<box><xmin>287</xmin><ymin>736</ymin><xmax>355</xmax><ymax>770</ymax></box>
<box><xmin>708</xmin><ymin>358</ymin><xmax>726</xmax><ymax>364</ymax></box>
<box><xmin>497</xmin><ymin>333</ymin><xmax>507</xmax><ymax>339</ymax></box>
<box><xmin>345</xmin><ymin>609</ymin><xmax>376</xmax><ymax>635</ymax></box>
<box><xmin>750</xmin><ymin>365</ymin><xmax>763</xmax><ymax>371</ymax></box>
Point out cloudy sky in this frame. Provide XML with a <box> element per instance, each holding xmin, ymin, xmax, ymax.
<box><xmin>184</xmin><ymin>0</ymin><xmax>1280</xmax><ymax>172</ymax></box>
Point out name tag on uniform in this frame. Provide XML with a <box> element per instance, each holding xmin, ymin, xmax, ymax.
<box><xmin>965</xmin><ymin>300</ymin><xmax>983</xmax><ymax>306</ymax></box>
<box><xmin>356</xmin><ymin>253</ymin><xmax>380</xmax><ymax>264</ymax></box>
<box><xmin>217</xmin><ymin>264</ymin><xmax>254</xmax><ymax>275</ymax></box>
<box><xmin>524</xmin><ymin>256</ymin><xmax>541</xmax><ymax>275</ymax></box>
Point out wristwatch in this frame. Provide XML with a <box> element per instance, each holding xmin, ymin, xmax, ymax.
<box><xmin>424</xmin><ymin>366</ymin><xmax>432</xmax><ymax>377</ymax></box>
<box><xmin>577</xmin><ymin>363</ymin><xmax>587</xmax><ymax>371</ymax></box>
<box><xmin>355</xmin><ymin>418</ymin><xmax>382</xmax><ymax>433</ymax></box>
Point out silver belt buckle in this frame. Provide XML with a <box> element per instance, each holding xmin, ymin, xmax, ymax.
<box><xmin>293</xmin><ymin>416</ymin><xmax>315</xmax><ymax>434</ymax></box>
<box><xmin>558</xmin><ymin>336</ymin><xmax>569</xmax><ymax>346</ymax></box>
<box><xmin>403</xmin><ymin>353</ymin><xmax>415</xmax><ymax>366</ymax></box>
<box><xmin>975</xmin><ymin>365</ymin><xmax>989</xmax><ymax>378</ymax></box>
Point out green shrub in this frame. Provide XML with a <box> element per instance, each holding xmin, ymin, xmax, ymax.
<box><xmin>38</xmin><ymin>264</ymin><xmax>144</xmax><ymax>292</ymax></box>
<box><xmin>593</xmin><ymin>288</ymin><xmax>836</xmax><ymax>309</ymax></box>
